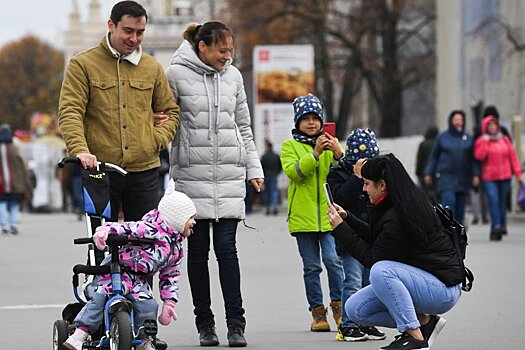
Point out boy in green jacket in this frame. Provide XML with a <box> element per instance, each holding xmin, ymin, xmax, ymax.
<box><xmin>280</xmin><ymin>94</ymin><xmax>344</xmax><ymax>332</ymax></box>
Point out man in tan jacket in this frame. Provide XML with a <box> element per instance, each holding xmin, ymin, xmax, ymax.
<box><xmin>59</xmin><ymin>1</ymin><xmax>179</xmax><ymax>223</ymax></box>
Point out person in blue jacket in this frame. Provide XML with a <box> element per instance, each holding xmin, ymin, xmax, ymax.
<box><xmin>424</xmin><ymin>110</ymin><xmax>480</xmax><ymax>224</ymax></box>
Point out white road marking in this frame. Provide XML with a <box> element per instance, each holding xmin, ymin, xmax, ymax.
<box><xmin>0</xmin><ymin>304</ymin><xmax>64</xmax><ymax>310</ymax></box>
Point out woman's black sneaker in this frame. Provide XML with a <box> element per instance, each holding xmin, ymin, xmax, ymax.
<box><xmin>199</xmin><ymin>325</ymin><xmax>219</xmax><ymax>347</ymax></box>
<box><xmin>227</xmin><ymin>325</ymin><xmax>247</xmax><ymax>347</ymax></box>
<box><xmin>420</xmin><ymin>315</ymin><xmax>446</xmax><ymax>347</ymax></box>
<box><xmin>380</xmin><ymin>332</ymin><xmax>429</xmax><ymax>350</ymax></box>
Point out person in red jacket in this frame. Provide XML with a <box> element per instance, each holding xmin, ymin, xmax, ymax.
<box><xmin>474</xmin><ymin>115</ymin><xmax>523</xmax><ymax>240</ymax></box>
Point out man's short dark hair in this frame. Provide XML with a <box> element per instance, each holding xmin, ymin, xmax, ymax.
<box><xmin>110</xmin><ymin>1</ymin><xmax>148</xmax><ymax>24</ymax></box>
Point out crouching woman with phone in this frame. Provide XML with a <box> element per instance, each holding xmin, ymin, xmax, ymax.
<box><xmin>327</xmin><ymin>154</ymin><xmax>463</xmax><ymax>350</ymax></box>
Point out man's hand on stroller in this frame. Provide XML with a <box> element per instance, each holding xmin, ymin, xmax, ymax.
<box><xmin>158</xmin><ymin>300</ymin><xmax>177</xmax><ymax>326</ymax></box>
<box><xmin>93</xmin><ymin>226</ymin><xmax>109</xmax><ymax>251</ymax></box>
<box><xmin>77</xmin><ymin>152</ymin><xmax>98</xmax><ymax>169</ymax></box>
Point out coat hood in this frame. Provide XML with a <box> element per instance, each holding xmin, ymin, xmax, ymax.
<box><xmin>170</xmin><ymin>40</ymin><xmax>232</xmax><ymax>74</ymax></box>
<box><xmin>447</xmin><ymin>110</ymin><xmax>466</xmax><ymax>136</ymax></box>
<box><xmin>481</xmin><ymin>115</ymin><xmax>499</xmax><ymax>134</ymax></box>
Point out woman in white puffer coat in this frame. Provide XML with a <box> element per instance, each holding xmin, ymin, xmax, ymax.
<box><xmin>165</xmin><ymin>21</ymin><xmax>264</xmax><ymax>348</ymax></box>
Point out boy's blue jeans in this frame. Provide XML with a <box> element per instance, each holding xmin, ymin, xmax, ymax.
<box><xmin>295</xmin><ymin>232</ymin><xmax>344</xmax><ymax>309</ymax></box>
<box><xmin>340</xmin><ymin>254</ymin><xmax>369</xmax><ymax>328</ymax></box>
<box><xmin>483</xmin><ymin>179</ymin><xmax>511</xmax><ymax>230</ymax></box>
<box><xmin>345</xmin><ymin>260</ymin><xmax>461</xmax><ymax>332</ymax></box>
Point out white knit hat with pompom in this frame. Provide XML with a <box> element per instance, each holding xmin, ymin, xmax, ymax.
<box><xmin>158</xmin><ymin>180</ymin><xmax>196</xmax><ymax>232</ymax></box>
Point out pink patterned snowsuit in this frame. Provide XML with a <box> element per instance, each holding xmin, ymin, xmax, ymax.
<box><xmin>73</xmin><ymin>209</ymin><xmax>184</xmax><ymax>332</ymax></box>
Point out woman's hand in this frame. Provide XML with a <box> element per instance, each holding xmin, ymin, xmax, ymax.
<box><xmin>327</xmin><ymin>203</ymin><xmax>344</xmax><ymax>229</ymax></box>
<box><xmin>154</xmin><ymin>112</ymin><xmax>169</xmax><ymax>127</ymax></box>
<box><xmin>250</xmin><ymin>178</ymin><xmax>264</xmax><ymax>192</ymax></box>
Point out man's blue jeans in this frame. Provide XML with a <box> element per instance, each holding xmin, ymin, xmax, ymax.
<box><xmin>262</xmin><ymin>175</ymin><xmax>279</xmax><ymax>211</ymax></box>
<box><xmin>483</xmin><ymin>179</ymin><xmax>511</xmax><ymax>230</ymax></box>
<box><xmin>187</xmin><ymin>219</ymin><xmax>245</xmax><ymax>330</ymax></box>
<box><xmin>295</xmin><ymin>232</ymin><xmax>344</xmax><ymax>309</ymax></box>
<box><xmin>439</xmin><ymin>191</ymin><xmax>467</xmax><ymax>225</ymax></box>
<box><xmin>340</xmin><ymin>254</ymin><xmax>369</xmax><ymax>328</ymax></box>
<box><xmin>345</xmin><ymin>261</ymin><xmax>461</xmax><ymax>332</ymax></box>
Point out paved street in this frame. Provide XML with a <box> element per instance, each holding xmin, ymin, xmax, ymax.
<box><xmin>0</xmin><ymin>209</ymin><xmax>524</xmax><ymax>349</ymax></box>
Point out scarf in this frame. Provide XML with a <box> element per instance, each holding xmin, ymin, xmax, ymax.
<box><xmin>291</xmin><ymin>128</ymin><xmax>320</xmax><ymax>146</ymax></box>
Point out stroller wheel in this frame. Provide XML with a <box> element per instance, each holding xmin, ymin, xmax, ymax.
<box><xmin>110</xmin><ymin>311</ymin><xmax>133</xmax><ymax>350</ymax></box>
<box><xmin>53</xmin><ymin>320</ymin><xmax>69</xmax><ymax>350</ymax></box>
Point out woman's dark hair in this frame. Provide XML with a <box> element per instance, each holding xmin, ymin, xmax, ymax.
<box><xmin>183</xmin><ymin>21</ymin><xmax>233</xmax><ymax>52</ymax></box>
<box><xmin>361</xmin><ymin>153</ymin><xmax>439</xmax><ymax>242</ymax></box>
<box><xmin>110</xmin><ymin>1</ymin><xmax>148</xmax><ymax>24</ymax></box>
<box><xmin>482</xmin><ymin>105</ymin><xmax>500</xmax><ymax>119</ymax></box>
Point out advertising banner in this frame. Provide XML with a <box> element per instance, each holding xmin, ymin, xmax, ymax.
<box><xmin>253</xmin><ymin>45</ymin><xmax>314</xmax><ymax>153</ymax></box>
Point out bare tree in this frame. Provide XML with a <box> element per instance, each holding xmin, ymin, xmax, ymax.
<box><xmin>225</xmin><ymin>0</ymin><xmax>435</xmax><ymax>137</ymax></box>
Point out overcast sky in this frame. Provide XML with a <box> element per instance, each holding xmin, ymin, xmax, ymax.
<box><xmin>1</xmin><ymin>0</ymin><xmax>116</xmax><ymax>49</ymax></box>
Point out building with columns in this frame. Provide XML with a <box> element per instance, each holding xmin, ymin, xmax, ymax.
<box><xmin>437</xmin><ymin>0</ymin><xmax>525</xmax><ymax>133</ymax></box>
<box><xmin>63</xmin><ymin>0</ymin><xmax>224</xmax><ymax>67</ymax></box>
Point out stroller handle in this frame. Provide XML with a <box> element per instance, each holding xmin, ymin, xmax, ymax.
<box><xmin>74</xmin><ymin>236</ymin><xmax>155</xmax><ymax>246</ymax></box>
<box><xmin>58</xmin><ymin>157</ymin><xmax>128</xmax><ymax>176</ymax></box>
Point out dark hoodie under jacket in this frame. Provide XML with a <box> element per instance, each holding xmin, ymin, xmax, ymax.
<box><xmin>331</xmin><ymin>196</ymin><xmax>464</xmax><ymax>287</ymax></box>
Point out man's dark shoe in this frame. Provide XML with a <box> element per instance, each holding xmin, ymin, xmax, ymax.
<box><xmin>199</xmin><ymin>325</ymin><xmax>219</xmax><ymax>347</ymax></box>
<box><xmin>420</xmin><ymin>315</ymin><xmax>446</xmax><ymax>348</ymax></box>
<box><xmin>380</xmin><ymin>332</ymin><xmax>429</xmax><ymax>350</ymax></box>
<box><xmin>154</xmin><ymin>337</ymin><xmax>168</xmax><ymax>350</ymax></box>
<box><xmin>227</xmin><ymin>325</ymin><xmax>247</xmax><ymax>347</ymax></box>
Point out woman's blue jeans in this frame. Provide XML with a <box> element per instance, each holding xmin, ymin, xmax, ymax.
<box><xmin>295</xmin><ymin>232</ymin><xmax>344</xmax><ymax>309</ymax></box>
<box><xmin>345</xmin><ymin>260</ymin><xmax>461</xmax><ymax>332</ymax></box>
<box><xmin>340</xmin><ymin>254</ymin><xmax>369</xmax><ymax>328</ymax></box>
<box><xmin>483</xmin><ymin>179</ymin><xmax>511</xmax><ymax>230</ymax></box>
<box><xmin>187</xmin><ymin>219</ymin><xmax>245</xmax><ymax>330</ymax></box>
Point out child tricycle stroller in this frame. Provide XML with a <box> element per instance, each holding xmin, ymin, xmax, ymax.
<box><xmin>52</xmin><ymin>157</ymin><xmax>165</xmax><ymax>350</ymax></box>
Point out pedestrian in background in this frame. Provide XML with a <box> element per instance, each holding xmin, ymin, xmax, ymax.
<box><xmin>424</xmin><ymin>110</ymin><xmax>479</xmax><ymax>224</ymax></box>
<box><xmin>474</xmin><ymin>115</ymin><xmax>523</xmax><ymax>240</ymax></box>
<box><xmin>415</xmin><ymin>125</ymin><xmax>439</xmax><ymax>203</ymax></box>
<box><xmin>329</xmin><ymin>154</ymin><xmax>464</xmax><ymax>350</ymax></box>
<box><xmin>260</xmin><ymin>139</ymin><xmax>282</xmax><ymax>215</ymax></box>
<box><xmin>165</xmin><ymin>21</ymin><xmax>264</xmax><ymax>347</ymax></box>
<box><xmin>280</xmin><ymin>93</ymin><xmax>344</xmax><ymax>333</ymax></box>
<box><xmin>327</xmin><ymin>128</ymin><xmax>386</xmax><ymax>342</ymax></box>
<box><xmin>0</xmin><ymin>123</ymin><xmax>31</xmax><ymax>235</ymax></box>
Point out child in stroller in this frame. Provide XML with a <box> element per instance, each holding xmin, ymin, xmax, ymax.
<box><xmin>63</xmin><ymin>180</ymin><xmax>196</xmax><ymax>350</ymax></box>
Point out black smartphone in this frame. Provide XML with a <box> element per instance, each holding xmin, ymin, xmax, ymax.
<box><xmin>323</xmin><ymin>183</ymin><xmax>334</xmax><ymax>205</ymax></box>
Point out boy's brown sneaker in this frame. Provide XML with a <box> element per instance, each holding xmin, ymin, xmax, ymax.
<box><xmin>310</xmin><ymin>305</ymin><xmax>330</xmax><ymax>332</ymax></box>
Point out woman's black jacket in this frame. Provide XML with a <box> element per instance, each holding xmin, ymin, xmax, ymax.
<box><xmin>331</xmin><ymin>196</ymin><xmax>463</xmax><ymax>287</ymax></box>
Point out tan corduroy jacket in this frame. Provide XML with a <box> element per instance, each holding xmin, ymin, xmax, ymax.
<box><xmin>59</xmin><ymin>37</ymin><xmax>179</xmax><ymax>172</ymax></box>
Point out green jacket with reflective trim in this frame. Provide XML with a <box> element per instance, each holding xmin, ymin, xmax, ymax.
<box><xmin>281</xmin><ymin>138</ymin><xmax>337</xmax><ymax>234</ymax></box>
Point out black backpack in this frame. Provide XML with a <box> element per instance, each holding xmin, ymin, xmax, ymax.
<box><xmin>434</xmin><ymin>204</ymin><xmax>474</xmax><ymax>292</ymax></box>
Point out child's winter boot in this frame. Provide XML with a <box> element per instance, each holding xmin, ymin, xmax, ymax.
<box><xmin>330</xmin><ymin>300</ymin><xmax>342</xmax><ymax>329</ymax></box>
<box><xmin>310</xmin><ymin>305</ymin><xmax>330</xmax><ymax>332</ymax></box>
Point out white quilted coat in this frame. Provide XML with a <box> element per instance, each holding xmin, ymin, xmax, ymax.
<box><xmin>165</xmin><ymin>40</ymin><xmax>263</xmax><ymax>220</ymax></box>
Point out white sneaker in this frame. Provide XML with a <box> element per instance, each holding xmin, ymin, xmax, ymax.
<box><xmin>63</xmin><ymin>328</ymin><xmax>88</xmax><ymax>350</ymax></box>
<box><xmin>136</xmin><ymin>336</ymin><xmax>155</xmax><ymax>350</ymax></box>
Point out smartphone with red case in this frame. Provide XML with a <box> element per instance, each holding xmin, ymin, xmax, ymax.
<box><xmin>323</xmin><ymin>122</ymin><xmax>336</xmax><ymax>137</ymax></box>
